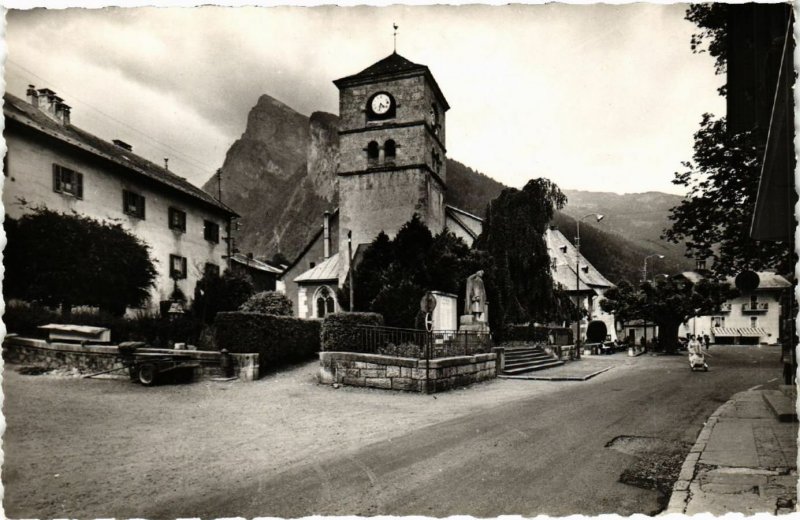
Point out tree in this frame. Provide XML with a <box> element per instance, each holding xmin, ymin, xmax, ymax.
<box><xmin>193</xmin><ymin>268</ymin><xmax>255</xmax><ymax>324</ymax></box>
<box><xmin>600</xmin><ymin>276</ymin><xmax>736</xmax><ymax>353</ymax></box>
<box><xmin>664</xmin><ymin>116</ymin><xmax>791</xmax><ymax>276</ymax></box>
<box><xmin>474</xmin><ymin>178</ymin><xmax>568</xmax><ymax>325</ymax></box>
<box><xmin>664</xmin><ymin>4</ymin><xmax>794</xmax><ymax>277</ymax></box>
<box><xmin>4</xmin><ymin>208</ymin><xmax>157</xmax><ymax>315</ymax></box>
<box><xmin>338</xmin><ymin>214</ymin><xmax>496</xmax><ymax>329</ymax></box>
<box><xmin>239</xmin><ymin>291</ymin><xmax>293</xmax><ymax>316</ymax></box>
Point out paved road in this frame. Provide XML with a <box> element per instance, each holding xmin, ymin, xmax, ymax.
<box><xmin>146</xmin><ymin>346</ymin><xmax>782</xmax><ymax>518</ymax></box>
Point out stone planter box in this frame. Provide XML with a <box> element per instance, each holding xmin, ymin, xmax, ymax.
<box><xmin>319</xmin><ymin>351</ymin><xmax>498</xmax><ymax>393</ymax></box>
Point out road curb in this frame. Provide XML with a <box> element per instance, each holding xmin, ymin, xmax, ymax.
<box><xmin>498</xmin><ymin>366</ymin><xmax>614</xmax><ymax>381</ymax></box>
<box><xmin>661</xmin><ymin>394</ymin><xmax>738</xmax><ymax>515</ymax></box>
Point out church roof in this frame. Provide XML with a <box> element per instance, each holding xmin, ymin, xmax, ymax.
<box><xmin>294</xmin><ymin>252</ymin><xmax>340</xmax><ymax>283</ymax></box>
<box><xmin>338</xmin><ymin>52</ymin><xmax>428</xmax><ymax>83</ymax></box>
<box><xmin>546</xmin><ymin>227</ymin><xmax>614</xmax><ymax>293</ymax></box>
<box><xmin>333</xmin><ymin>52</ymin><xmax>450</xmax><ymax>110</ymax></box>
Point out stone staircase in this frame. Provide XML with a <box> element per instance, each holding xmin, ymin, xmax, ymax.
<box><xmin>501</xmin><ymin>345</ymin><xmax>564</xmax><ymax>376</ymax></box>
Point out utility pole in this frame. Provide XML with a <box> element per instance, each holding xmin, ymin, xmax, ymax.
<box><xmin>348</xmin><ymin>230</ymin><xmax>354</xmax><ymax>311</ymax></box>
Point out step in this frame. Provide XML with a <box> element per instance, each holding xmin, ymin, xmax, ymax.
<box><xmin>504</xmin><ymin>357</ymin><xmax>555</xmax><ymax>368</ymax></box>
<box><xmin>762</xmin><ymin>390</ymin><xmax>798</xmax><ymax>423</ymax></box>
<box><xmin>506</xmin><ymin>352</ymin><xmax>553</xmax><ymax>361</ymax></box>
<box><xmin>502</xmin><ymin>360</ymin><xmax>565</xmax><ymax>375</ymax></box>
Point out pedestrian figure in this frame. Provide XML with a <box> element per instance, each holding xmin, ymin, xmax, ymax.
<box><xmin>703</xmin><ymin>333</ymin><xmax>710</xmax><ymax>350</ymax></box>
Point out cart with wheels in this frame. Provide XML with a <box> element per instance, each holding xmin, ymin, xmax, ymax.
<box><xmin>118</xmin><ymin>342</ymin><xmax>200</xmax><ymax>386</ymax></box>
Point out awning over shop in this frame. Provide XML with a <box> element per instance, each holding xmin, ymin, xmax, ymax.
<box><xmin>713</xmin><ymin>327</ymin><xmax>768</xmax><ymax>337</ymax></box>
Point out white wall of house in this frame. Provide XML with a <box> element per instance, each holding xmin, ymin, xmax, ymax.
<box><xmin>681</xmin><ymin>290</ymin><xmax>783</xmax><ymax>344</ymax></box>
<box><xmin>4</xmin><ymin>130</ymin><xmax>230</xmax><ymax>311</ymax></box>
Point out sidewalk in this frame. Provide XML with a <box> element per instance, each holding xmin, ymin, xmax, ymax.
<box><xmin>500</xmin><ymin>354</ymin><xmax>629</xmax><ymax>381</ymax></box>
<box><xmin>664</xmin><ymin>388</ymin><xmax>797</xmax><ymax>515</ymax></box>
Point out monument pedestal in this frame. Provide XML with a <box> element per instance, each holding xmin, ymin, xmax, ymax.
<box><xmin>459</xmin><ymin>315</ymin><xmax>490</xmax><ymax>334</ymax></box>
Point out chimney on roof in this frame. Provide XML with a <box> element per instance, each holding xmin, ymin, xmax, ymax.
<box><xmin>26</xmin><ymin>85</ymin><xmax>38</xmax><ymax>106</ymax></box>
<box><xmin>164</xmin><ymin>158</ymin><xmax>169</xmax><ymax>171</ymax></box>
<box><xmin>55</xmin><ymin>102</ymin><xmax>71</xmax><ymax>125</ymax></box>
<box><xmin>113</xmin><ymin>139</ymin><xmax>133</xmax><ymax>152</ymax></box>
<box><xmin>323</xmin><ymin>211</ymin><xmax>331</xmax><ymax>259</ymax></box>
<box><xmin>34</xmin><ymin>88</ymin><xmax>70</xmax><ymax>125</ymax></box>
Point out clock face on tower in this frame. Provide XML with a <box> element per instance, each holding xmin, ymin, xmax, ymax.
<box><xmin>367</xmin><ymin>92</ymin><xmax>395</xmax><ymax>120</ymax></box>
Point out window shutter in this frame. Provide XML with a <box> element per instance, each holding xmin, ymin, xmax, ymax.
<box><xmin>75</xmin><ymin>173</ymin><xmax>84</xmax><ymax>199</ymax></box>
<box><xmin>139</xmin><ymin>195</ymin><xmax>145</xmax><ymax>219</ymax></box>
<box><xmin>53</xmin><ymin>164</ymin><xmax>61</xmax><ymax>193</ymax></box>
<box><xmin>181</xmin><ymin>257</ymin><xmax>187</xmax><ymax>279</ymax></box>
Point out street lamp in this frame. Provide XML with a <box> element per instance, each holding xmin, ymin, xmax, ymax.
<box><xmin>575</xmin><ymin>213</ymin><xmax>604</xmax><ymax>359</ymax></box>
<box><xmin>642</xmin><ymin>254</ymin><xmax>665</xmax><ymax>282</ymax></box>
<box><xmin>640</xmin><ymin>255</ymin><xmax>664</xmax><ymax>351</ymax></box>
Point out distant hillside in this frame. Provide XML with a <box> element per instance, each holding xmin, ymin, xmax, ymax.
<box><xmin>203</xmin><ymin>93</ymin><xmax>689</xmax><ymax>285</ymax></box>
<box><xmin>445</xmin><ymin>159</ymin><xmax>505</xmax><ymax>217</ymax></box>
<box><xmin>560</xmin><ymin>189</ymin><xmax>693</xmax><ymax>274</ymax></box>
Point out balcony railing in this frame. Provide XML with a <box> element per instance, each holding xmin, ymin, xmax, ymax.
<box><xmin>742</xmin><ymin>302</ymin><xmax>769</xmax><ymax>313</ymax></box>
<box><xmin>719</xmin><ymin>303</ymin><xmax>732</xmax><ymax>312</ymax></box>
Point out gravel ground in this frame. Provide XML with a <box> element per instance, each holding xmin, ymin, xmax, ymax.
<box><xmin>2</xmin><ymin>356</ymin><xmax>639</xmax><ymax>518</ymax></box>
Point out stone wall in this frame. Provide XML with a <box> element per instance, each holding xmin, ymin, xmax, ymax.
<box><xmin>3</xmin><ymin>336</ymin><xmax>259</xmax><ymax>382</ymax></box>
<box><xmin>318</xmin><ymin>351</ymin><xmax>497</xmax><ymax>393</ymax></box>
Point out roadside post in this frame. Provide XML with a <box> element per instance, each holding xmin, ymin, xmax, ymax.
<box><xmin>420</xmin><ymin>292</ymin><xmax>437</xmax><ymax>394</ymax></box>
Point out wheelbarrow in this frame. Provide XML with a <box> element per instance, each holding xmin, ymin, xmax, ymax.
<box><xmin>117</xmin><ymin>342</ymin><xmax>200</xmax><ymax>386</ymax></box>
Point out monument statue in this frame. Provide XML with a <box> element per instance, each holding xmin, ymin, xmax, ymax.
<box><xmin>465</xmin><ymin>270</ymin><xmax>487</xmax><ymax>319</ymax></box>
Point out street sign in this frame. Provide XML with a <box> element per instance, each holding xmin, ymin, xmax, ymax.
<box><xmin>425</xmin><ymin>312</ymin><xmax>434</xmax><ymax>332</ymax></box>
<box><xmin>420</xmin><ymin>291</ymin><xmax>437</xmax><ymax>313</ymax></box>
<box><xmin>735</xmin><ymin>270</ymin><xmax>760</xmax><ymax>293</ymax></box>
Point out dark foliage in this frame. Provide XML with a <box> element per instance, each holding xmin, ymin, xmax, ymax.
<box><xmin>501</xmin><ymin>324</ymin><xmax>573</xmax><ymax>345</ymax></box>
<box><xmin>214</xmin><ymin>312</ymin><xmax>321</xmax><ymax>373</ymax></box>
<box><xmin>3</xmin><ymin>303</ymin><xmax>204</xmax><ymax>347</ymax></box>
<box><xmin>239</xmin><ymin>291</ymin><xmax>293</xmax><ymax>316</ymax></box>
<box><xmin>320</xmin><ymin>312</ymin><xmax>384</xmax><ymax>352</ymax></box>
<box><xmin>4</xmin><ymin>209</ymin><xmax>157</xmax><ymax>315</ymax></box>
<box><xmin>338</xmin><ymin>215</ymin><xmax>497</xmax><ymax>330</ymax></box>
<box><xmin>663</xmin><ymin>115</ymin><xmax>791</xmax><ymax>276</ymax></box>
<box><xmin>193</xmin><ymin>268</ymin><xmax>255</xmax><ymax>324</ymax></box>
<box><xmin>475</xmin><ymin>178</ymin><xmax>570</xmax><ymax>325</ymax></box>
<box><xmin>686</xmin><ymin>4</ymin><xmax>729</xmax><ymax>79</ymax></box>
<box><xmin>600</xmin><ymin>276</ymin><xmax>735</xmax><ymax>352</ymax></box>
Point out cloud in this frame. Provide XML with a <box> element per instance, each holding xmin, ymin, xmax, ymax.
<box><xmin>5</xmin><ymin>4</ymin><xmax>725</xmax><ymax>192</ymax></box>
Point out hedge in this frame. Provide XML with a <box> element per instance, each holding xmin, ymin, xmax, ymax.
<box><xmin>320</xmin><ymin>312</ymin><xmax>384</xmax><ymax>352</ymax></box>
<box><xmin>214</xmin><ymin>312</ymin><xmax>321</xmax><ymax>373</ymax></box>
<box><xmin>501</xmin><ymin>324</ymin><xmax>573</xmax><ymax>345</ymax></box>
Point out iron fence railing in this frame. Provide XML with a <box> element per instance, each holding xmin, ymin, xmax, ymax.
<box><xmin>351</xmin><ymin>325</ymin><xmax>493</xmax><ymax>359</ymax></box>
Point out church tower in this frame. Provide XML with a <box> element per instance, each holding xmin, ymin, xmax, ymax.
<box><xmin>333</xmin><ymin>52</ymin><xmax>449</xmax><ymax>279</ymax></box>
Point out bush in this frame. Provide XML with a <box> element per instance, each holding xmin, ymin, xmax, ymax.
<box><xmin>320</xmin><ymin>312</ymin><xmax>384</xmax><ymax>352</ymax></box>
<box><xmin>3</xmin><ymin>302</ymin><xmax>60</xmax><ymax>338</ymax></box>
<box><xmin>2</xmin><ymin>303</ymin><xmax>203</xmax><ymax>347</ymax></box>
<box><xmin>239</xmin><ymin>291</ymin><xmax>293</xmax><ymax>316</ymax></box>
<box><xmin>214</xmin><ymin>312</ymin><xmax>321</xmax><ymax>373</ymax></box>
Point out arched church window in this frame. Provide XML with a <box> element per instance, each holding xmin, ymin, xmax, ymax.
<box><xmin>384</xmin><ymin>140</ymin><xmax>396</xmax><ymax>163</ymax></box>
<box><xmin>315</xmin><ymin>286</ymin><xmax>336</xmax><ymax>319</ymax></box>
<box><xmin>367</xmin><ymin>141</ymin><xmax>379</xmax><ymax>167</ymax></box>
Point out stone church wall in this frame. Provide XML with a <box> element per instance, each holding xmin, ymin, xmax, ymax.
<box><xmin>338</xmin><ymin>169</ymin><xmax>445</xmax><ymax>257</ymax></box>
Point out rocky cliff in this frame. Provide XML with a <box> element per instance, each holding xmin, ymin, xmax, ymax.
<box><xmin>202</xmin><ymin>96</ymin><xmax>338</xmax><ymax>257</ymax></box>
<box><xmin>204</xmin><ymin>93</ymin><xmax>691</xmax><ymax>283</ymax></box>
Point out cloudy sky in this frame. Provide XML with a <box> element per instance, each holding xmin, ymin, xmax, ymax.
<box><xmin>5</xmin><ymin>4</ymin><xmax>725</xmax><ymax>194</ymax></box>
